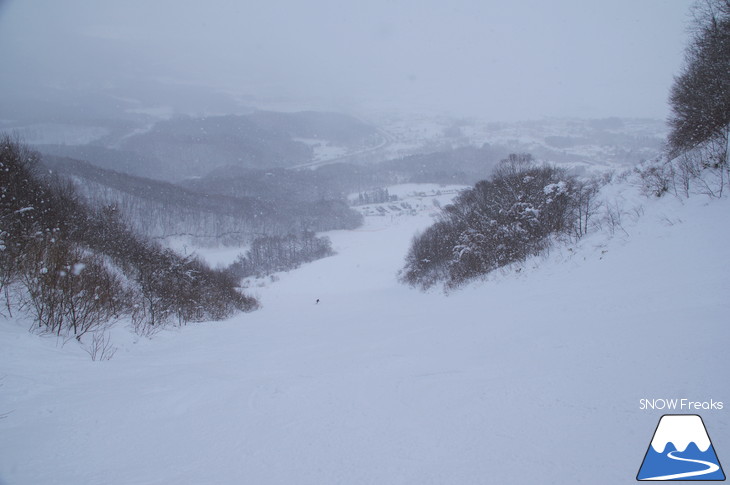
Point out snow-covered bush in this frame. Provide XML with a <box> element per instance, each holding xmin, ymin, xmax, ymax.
<box><xmin>0</xmin><ymin>136</ymin><xmax>259</xmax><ymax>337</ymax></box>
<box><xmin>637</xmin><ymin>135</ymin><xmax>729</xmax><ymax>200</ymax></box>
<box><xmin>400</xmin><ymin>154</ymin><xmax>600</xmax><ymax>290</ymax></box>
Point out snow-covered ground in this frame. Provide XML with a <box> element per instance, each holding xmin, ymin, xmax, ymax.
<box><xmin>1</xmin><ymin>182</ymin><xmax>728</xmax><ymax>484</ymax></box>
<box><xmin>165</xmin><ymin>237</ymin><xmax>247</xmax><ymax>270</ymax></box>
<box><xmin>371</xmin><ymin>114</ymin><xmax>666</xmax><ymax>172</ymax></box>
<box><xmin>293</xmin><ymin>137</ymin><xmax>350</xmax><ymax>162</ymax></box>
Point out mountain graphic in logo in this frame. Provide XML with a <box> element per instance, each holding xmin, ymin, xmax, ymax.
<box><xmin>637</xmin><ymin>414</ymin><xmax>725</xmax><ymax>481</ymax></box>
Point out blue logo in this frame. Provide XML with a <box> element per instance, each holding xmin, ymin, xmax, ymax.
<box><xmin>637</xmin><ymin>415</ymin><xmax>725</xmax><ymax>481</ymax></box>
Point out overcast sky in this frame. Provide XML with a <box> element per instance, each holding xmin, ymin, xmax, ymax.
<box><xmin>0</xmin><ymin>0</ymin><xmax>694</xmax><ymax>120</ymax></box>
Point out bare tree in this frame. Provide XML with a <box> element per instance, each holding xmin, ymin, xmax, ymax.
<box><xmin>668</xmin><ymin>0</ymin><xmax>730</xmax><ymax>161</ymax></box>
<box><xmin>82</xmin><ymin>331</ymin><xmax>118</xmax><ymax>361</ymax></box>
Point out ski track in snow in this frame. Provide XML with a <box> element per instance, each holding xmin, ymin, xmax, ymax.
<box><xmin>1</xmin><ymin>184</ymin><xmax>729</xmax><ymax>484</ymax></box>
<box><xmin>642</xmin><ymin>451</ymin><xmax>720</xmax><ymax>480</ymax></box>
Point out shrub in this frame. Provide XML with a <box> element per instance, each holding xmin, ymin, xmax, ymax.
<box><xmin>400</xmin><ymin>154</ymin><xmax>598</xmax><ymax>290</ymax></box>
<box><xmin>1</xmin><ymin>136</ymin><xmax>259</xmax><ymax>338</ymax></box>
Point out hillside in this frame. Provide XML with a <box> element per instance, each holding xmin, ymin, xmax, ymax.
<box><xmin>1</xmin><ymin>180</ymin><xmax>727</xmax><ymax>484</ymax></box>
<box><xmin>377</xmin><ymin>115</ymin><xmax>666</xmax><ymax>174</ymax></box>
<box><xmin>117</xmin><ymin>114</ymin><xmax>314</xmax><ymax>179</ymax></box>
<box><xmin>41</xmin><ymin>155</ymin><xmax>363</xmax><ymax>246</ymax></box>
<box><xmin>8</xmin><ymin>111</ymin><xmax>382</xmax><ymax>182</ymax></box>
<box><xmin>111</xmin><ymin>111</ymin><xmax>381</xmax><ymax>181</ymax></box>
<box><xmin>8</xmin><ymin>115</ymin><xmax>668</xmax><ymax>186</ymax></box>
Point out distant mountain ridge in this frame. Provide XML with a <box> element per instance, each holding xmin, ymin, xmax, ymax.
<box><xmin>41</xmin><ymin>155</ymin><xmax>362</xmax><ymax>246</ymax></box>
<box><xmin>25</xmin><ymin>111</ymin><xmax>380</xmax><ymax>182</ymax></box>
<box><xmin>115</xmin><ymin>111</ymin><xmax>380</xmax><ymax>181</ymax></box>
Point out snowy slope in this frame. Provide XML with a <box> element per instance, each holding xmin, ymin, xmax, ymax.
<box><xmin>1</xmin><ymin>182</ymin><xmax>728</xmax><ymax>484</ymax></box>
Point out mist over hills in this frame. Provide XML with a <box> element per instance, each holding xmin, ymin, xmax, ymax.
<box><xmin>34</xmin><ymin>144</ymin><xmax>163</xmax><ymax>180</ymax></box>
<box><xmin>21</xmin><ymin>111</ymin><xmax>382</xmax><ymax>181</ymax></box>
<box><xmin>3</xmin><ymin>2</ymin><xmax>727</xmax><ymax>483</ymax></box>
<box><xmin>3</xmin><ymin>99</ymin><xmax>667</xmax><ymax>184</ymax></box>
<box><xmin>1</xmin><ymin>94</ymin><xmax>669</xmax><ymax>255</ymax></box>
<box><xmin>116</xmin><ymin>114</ymin><xmax>313</xmax><ymax>180</ymax></box>
<box><xmin>19</xmin><ymin>111</ymin><xmax>667</xmax><ymax>253</ymax></box>
<box><xmin>41</xmin><ymin>155</ymin><xmax>362</xmax><ymax>246</ymax></box>
<box><xmin>247</xmin><ymin>111</ymin><xmax>381</xmax><ymax>146</ymax></box>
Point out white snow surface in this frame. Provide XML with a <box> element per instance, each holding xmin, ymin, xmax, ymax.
<box><xmin>165</xmin><ymin>237</ymin><xmax>247</xmax><ymax>269</ymax></box>
<box><xmin>1</xmin><ymin>183</ymin><xmax>729</xmax><ymax>484</ymax></box>
<box><xmin>650</xmin><ymin>415</ymin><xmax>712</xmax><ymax>453</ymax></box>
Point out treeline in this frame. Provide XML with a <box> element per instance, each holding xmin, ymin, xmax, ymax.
<box><xmin>185</xmin><ymin>145</ymin><xmax>507</xmax><ymax>205</ymax></box>
<box><xmin>113</xmin><ymin>111</ymin><xmax>381</xmax><ymax>181</ymax></box>
<box><xmin>39</xmin><ymin>144</ymin><xmax>510</xmax><ymax>249</ymax></box>
<box><xmin>0</xmin><ymin>136</ymin><xmax>257</xmax><ymax>341</ymax></box>
<box><xmin>642</xmin><ymin>0</ymin><xmax>729</xmax><ymax>198</ymax></box>
<box><xmin>400</xmin><ymin>154</ymin><xmax>600</xmax><ymax>290</ymax></box>
<box><xmin>228</xmin><ymin>231</ymin><xmax>334</xmax><ymax>279</ymax></box>
<box><xmin>352</xmin><ymin>188</ymin><xmax>396</xmax><ymax>206</ymax></box>
<box><xmin>43</xmin><ymin>156</ymin><xmax>363</xmax><ymax>246</ymax></box>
